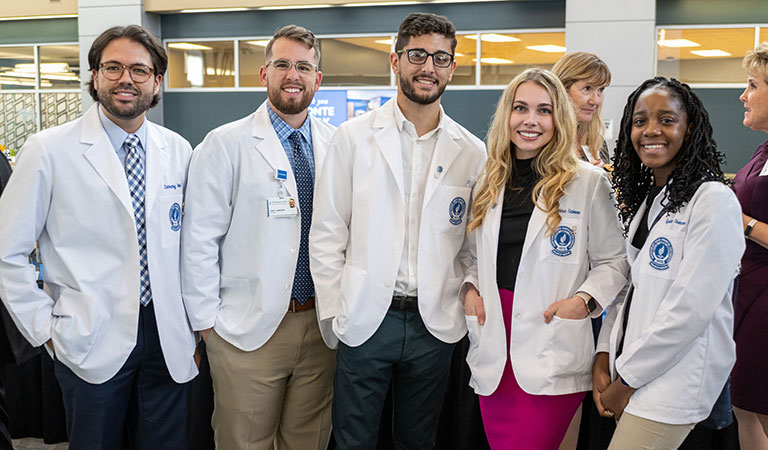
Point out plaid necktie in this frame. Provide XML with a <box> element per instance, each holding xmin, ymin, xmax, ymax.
<box><xmin>124</xmin><ymin>134</ymin><xmax>152</xmax><ymax>306</ymax></box>
<box><xmin>288</xmin><ymin>131</ymin><xmax>314</xmax><ymax>305</ymax></box>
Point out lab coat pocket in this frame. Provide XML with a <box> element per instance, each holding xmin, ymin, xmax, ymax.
<box><xmin>159</xmin><ymin>193</ymin><xmax>183</xmax><ymax>248</ymax></box>
<box><xmin>549</xmin><ymin>316</ymin><xmax>593</xmax><ymax>378</ymax></box>
<box><xmin>51</xmin><ymin>288</ymin><xmax>106</xmax><ymax>366</ymax></box>
<box><xmin>339</xmin><ymin>264</ymin><xmax>368</xmax><ymax>319</ymax></box>
<box><xmin>465</xmin><ymin>315</ymin><xmax>483</xmax><ymax>364</ymax></box>
<box><xmin>639</xmin><ymin>232</ymin><xmax>684</xmax><ymax>280</ymax></box>
<box><xmin>438</xmin><ymin>186</ymin><xmax>472</xmax><ymax>234</ymax></box>
<box><xmin>539</xmin><ymin>218</ymin><xmax>582</xmax><ymax>265</ymax></box>
<box><xmin>218</xmin><ymin>275</ymin><xmax>253</xmax><ymax>330</ymax></box>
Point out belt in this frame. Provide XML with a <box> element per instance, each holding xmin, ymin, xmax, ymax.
<box><xmin>390</xmin><ymin>295</ymin><xmax>418</xmax><ymax>311</ymax></box>
<box><xmin>289</xmin><ymin>296</ymin><xmax>315</xmax><ymax>312</ymax></box>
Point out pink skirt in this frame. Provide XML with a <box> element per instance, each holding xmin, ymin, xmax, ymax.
<box><xmin>478</xmin><ymin>289</ymin><xmax>585</xmax><ymax>450</ymax></box>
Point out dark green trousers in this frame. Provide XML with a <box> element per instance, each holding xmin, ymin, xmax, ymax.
<box><xmin>332</xmin><ymin>308</ymin><xmax>455</xmax><ymax>450</ymax></box>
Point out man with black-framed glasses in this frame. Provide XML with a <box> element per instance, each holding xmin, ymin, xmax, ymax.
<box><xmin>182</xmin><ymin>24</ymin><xmax>337</xmax><ymax>450</ymax></box>
<box><xmin>0</xmin><ymin>25</ymin><xmax>196</xmax><ymax>450</ymax></box>
<box><xmin>310</xmin><ymin>12</ymin><xmax>487</xmax><ymax>450</ymax></box>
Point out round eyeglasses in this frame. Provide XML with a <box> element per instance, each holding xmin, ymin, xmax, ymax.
<box><xmin>266</xmin><ymin>59</ymin><xmax>319</xmax><ymax>75</ymax></box>
<box><xmin>99</xmin><ymin>63</ymin><xmax>155</xmax><ymax>83</ymax></box>
<box><xmin>396</xmin><ymin>48</ymin><xmax>454</xmax><ymax>68</ymax></box>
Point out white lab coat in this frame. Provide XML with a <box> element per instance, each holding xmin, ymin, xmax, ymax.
<box><xmin>182</xmin><ymin>102</ymin><xmax>337</xmax><ymax>351</ymax></box>
<box><xmin>597</xmin><ymin>181</ymin><xmax>744</xmax><ymax>424</ymax></box>
<box><xmin>0</xmin><ymin>104</ymin><xmax>197</xmax><ymax>384</ymax></box>
<box><xmin>465</xmin><ymin>162</ymin><xmax>628</xmax><ymax>396</ymax></box>
<box><xmin>309</xmin><ymin>99</ymin><xmax>487</xmax><ymax>347</ymax></box>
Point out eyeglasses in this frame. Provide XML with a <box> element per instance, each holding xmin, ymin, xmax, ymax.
<box><xmin>99</xmin><ymin>63</ymin><xmax>155</xmax><ymax>83</ymax></box>
<box><xmin>396</xmin><ymin>48</ymin><xmax>454</xmax><ymax>68</ymax></box>
<box><xmin>266</xmin><ymin>59</ymin><xmax>318</xmax><ymax>74</ymax></box>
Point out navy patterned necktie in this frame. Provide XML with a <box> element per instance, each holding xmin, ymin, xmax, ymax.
<box><xmin>124</xmin><ymin>134</ymin><xmax>152</xmax><ymax>306</ymax></box>
<box><xmin>288</xmin><ymin>131</ymin><xmax>314</xmax><ymax>305</ymax></box>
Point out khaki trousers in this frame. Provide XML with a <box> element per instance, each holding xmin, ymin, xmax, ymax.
<box><xmin>206</xmin><ymin>309</ymin><xmax>336</xmax><ymax>450</ymax></box>
<box><xmin>608</xmin><ymin>413</ymin><xmax>695</xmax><ymax>450</ymax></box>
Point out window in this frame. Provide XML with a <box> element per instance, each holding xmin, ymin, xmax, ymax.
<box><xmin>167</xmin><ymin>41</ymin><xmax>235</xmax><ymax>88</ymax></box>
<box><xmin>0</xmin><ymin>43</ymin><xmax>81</xmax><ymax>155</ymax></box>
<box><xmin>239</xmin><ymin>39</ymin><xmax>268</xmax><ymax>87</ymax></box>
<box><xmin>657</xmin><ymin>28</ymin><xmax>756</xmax><ymax>84</ymax></box>
<box><xmin>319</xmin><ymin>37</ymin><xmax>391</xmax><ymax>86</ymax></box>
<box><xmin>452</xmin><ymin>34</ymin><xmax>477</xmax><ymax>86</ymax></box>
<box><xmin>478</xmin><ymin>32</ymin><xmax>566</xmax><ymax>86</ymax></box>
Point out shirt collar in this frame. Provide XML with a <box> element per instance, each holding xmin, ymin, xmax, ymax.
<box><xmin>392</xmin><ymin>98</ymin><xmax>444</xmax><ymax>140</ymax></box>
<box><xmin>267</xmin><ymin>102</ymin><xmax>313</xmax><ymax>145</ymax></box>
<box><xmin>97</xmin><ymin>104</ymin><xmax>148</xmax><ymax>152</ymax></box>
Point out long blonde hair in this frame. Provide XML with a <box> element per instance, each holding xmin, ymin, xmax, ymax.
<box><xmin>468</xmin><ymin>68</ymin><xmax>578</xmax><ymax>235</ymax></box>
<box><xmin>552</xmin><ymin>52</ymin><xmax>611</xmax><ymax>161</ymax></box>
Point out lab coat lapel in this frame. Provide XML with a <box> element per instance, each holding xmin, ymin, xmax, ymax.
<box><xmin>482</xmin><ymin>188</ymin><xmax>505</xmax><ymax>268</ymax></box>
<box><xmin>423</xmin><ymin>121</ymin><xmax>462</xmax><ymax>206</ymax></box>
<box><xmin>144</xmin><ymin>122</ymin><xmax>169</xmax><ymax>218</ymax></box>
<box><xmin>373</xmin><ymin>103</ymin><xmax>405</xmax><ymax>202</ymax></box>
<box><xmin>80</xmin><ymin>104</ymin><xmax>133</xmax><ymax>218</ymax></box>
<box><xmin>252</xmin><ymin>103</ymin><xmax>297</xmax><ymax>198</ymax></box>
<box><xmin>520</xmin><ymin>196</ymin><xmax>547</xmax><ymax>262</ymax></box>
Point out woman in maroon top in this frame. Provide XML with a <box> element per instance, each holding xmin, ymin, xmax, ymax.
<box><xmin>732</xmin><ymin>41</ymin><xmax>768</xmax><ymax>450</ymax></box>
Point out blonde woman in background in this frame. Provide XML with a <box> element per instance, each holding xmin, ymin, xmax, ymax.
<box><xmin>553</xmin><ymin>52</ymin><xmax>612</xmax><ymax>167</ymax></box>
<box><xmin>462</xmin><ymin>68</ymin><xmax>627</xmax><ymax>450</ymax></box>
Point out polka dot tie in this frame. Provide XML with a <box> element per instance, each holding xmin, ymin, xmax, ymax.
<box><xmin>124</xmin><ymin>134</ymin><xmax>152</xmax><ymax>306</ymax></box>
<box><xmin>288</xmin><ymin>132</ymin><xmax>315</xmax><ymax>305</ymax></box>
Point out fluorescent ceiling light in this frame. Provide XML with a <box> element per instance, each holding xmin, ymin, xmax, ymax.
<box><xmin>473</xmin><ymin>57</ymin><xmax>514</xmax><ymax>64</ymax></box>
<box><xmin>168</xmin><ymin>43</ymin><xmax>213</xmax><ymax>51</ymax></box>
<box><xmin>526</xmin><ymin>45</ymin><xmax>566</xmax><ymax>53</ymax></box>
<box><xmin>466</xmin><ymin>34</ymin><xmax>521</xmax><ymax>43</ymax></box>
<box><xmin>691</xmin><ymin>49</ymin><xmax>732</xmax><ymax>57</ymax></box>
<box><xmin>374</xmin><ymin>39</ymin><xmax>393</xmax><ymax>45</ymax></box>
<box><xmin>246</xmin><ymin>40</ymin><xmax>271</xmax><ymax>47</ymax></box>
<box><xmin>0</xmin><ymin>14</ymin><xmax>77</xmax><ymax>21</ymax></box>
<box><xmin>260</xmin><ymin>4</ymin><xmax>332</xmax><ymax>9</ymax></box>
<box><xmin>658</xmin><ymin>39</ymin><xmax>700</xmax><ymax>48</ymax></box>
<box><xmin>179</xmin><ymin>8</ymin><xmax>248</xmax><ymax>13</ymax></box>
<box><xmin>343</xmin><ymin>1</ymin><xmax>419</xmax><ymax>6</ymax></box>
<box><xmin>454</xmin><ymin>52</ymin><xmax>465</xmax><ymax>57</ymax></box>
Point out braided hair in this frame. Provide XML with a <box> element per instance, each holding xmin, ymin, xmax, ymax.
<box><xmin>612</xmin><ymin>77</ymin><xmax>728</xmax><ymax>231</ymax></box>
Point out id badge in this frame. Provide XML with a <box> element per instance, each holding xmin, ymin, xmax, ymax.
<box><xmin>267</xmin><ymin>197</ymin><xmax>298</xmax><ymax>217</ymax></box>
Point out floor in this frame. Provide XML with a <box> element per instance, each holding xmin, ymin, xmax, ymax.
<box><xmin>12</xmin><ymin>438</ymin><xmax>68</xmax><ymax>449</ymax></box>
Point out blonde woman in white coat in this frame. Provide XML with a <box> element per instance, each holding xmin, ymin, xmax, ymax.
<box><xmin>594</xmin><ymin>77</ymin><xmax>744</xmax><ymax>449</ymax></box>
<box><xmin>462</xmin><ymin>68</ymin><xmax>628</xmax><ymax>450</ymax></box>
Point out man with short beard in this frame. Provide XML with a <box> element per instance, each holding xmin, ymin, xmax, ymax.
<box><xmin>309</xmin><ymin>12</ymin><xmax>487</xmax><ymax>450</ymax></box>
<box><xmin>0</xmin><ymin>25</ymin><xmax>196</xmax><ymax>450</ymax></box>
<box><xmin>181</xmin><ymin>25</ymin><xmax>337</xmax><ymax>450</ymax></box>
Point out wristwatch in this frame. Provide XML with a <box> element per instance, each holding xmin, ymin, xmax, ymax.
<box><xmin>576</xmin><ymin>291</ymin><xmax>597</xmax><ymax>317</ymax></box>
<box><xmin>745</xmin><ymin>218</ymin><xmax>758</xmax><ymax>239</ymax></box>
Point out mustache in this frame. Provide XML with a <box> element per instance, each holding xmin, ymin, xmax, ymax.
<box><xmin>109</xmin><ymin>83</ymin><xmax>140</xmax><ymax>95</ymax></box>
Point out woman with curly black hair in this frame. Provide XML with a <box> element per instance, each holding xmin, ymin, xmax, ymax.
<box><xmin>592</xmin><ymin>77</ymin><xmax>745</xmax><ymax>450</ymax></box>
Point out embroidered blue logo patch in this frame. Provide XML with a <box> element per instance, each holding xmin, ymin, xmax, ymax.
<box><xmin>169</xmin><ymin>202</ymin><xmax>182</xmax><ymax>231</ymax></box>
<box><xmin>449</xmin><ymin>197</ymin><xmax>466</xmax><ymax>225</ymax></box>
<box><xmin>550</xmin><ymin>226</ymin><xmax>575</xmax><ymax>257</ymax></box>
<box><xmin>649</xmin><ymin>237</ymin><xmax>673</xmax><ymax>270</ymax></box>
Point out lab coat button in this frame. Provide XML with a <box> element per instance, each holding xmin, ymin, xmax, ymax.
<box><xmin>514</xmin><ymin>314</ymin><xmax>521</xmax><ymax>319</ymax></box>
<box><xmin>385</xmin><ymin>281</ymin><xmax>393</xmax><ymax>288</ymax></box>
<box><xmin>284</xmin><ymin>284</ymin><xmax>290</xmax><ymax>291</ymax></box>
<box><xmin>290</xmin><ymin>248</ymin><xmax>297</xmax><ymax>254</ymax></box>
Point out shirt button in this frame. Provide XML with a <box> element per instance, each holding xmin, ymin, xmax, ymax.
<box><xmin>410</xmin><ymin>218</ymin><xmax>416</xmax><ymax>224</ymax></box>
<box><xmin>290</xmin><ymin>248</ymin><xmax>297</xmax><ymax>254</ymax></box>
<box><xmin>393</xmin><ymin>244</ymin><xmax>400</xmax><ymax>251</ymax></box>
<box><xmin>284</xmin><ymin>284</ymin><xmax>290</xmax><ymax>291</ymax></box>
<box><xmin>385</xmin><ymin>281</ymin><xmax>393</xmax><ymax>288</ymax></box>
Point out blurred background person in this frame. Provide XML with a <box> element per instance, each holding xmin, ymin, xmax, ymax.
<box><xmin>731</xmin><ymin>41</ymin><xmax>768</xmax><ymax>450</ymax></box>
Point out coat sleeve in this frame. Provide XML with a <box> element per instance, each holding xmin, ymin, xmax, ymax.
<box><xmin>615</xmin><ymin>185</ymin><xmax>745</xmax><ymax>388</ymax></box>
<box><xmin>458</xmin><ymin>148</ymin><xmax>487</xmax><ymax>305</ymax></box>
<box><xmin>577</xmin><ymin>170</ymin><xmax>630</xmax><ymax>315</ymax></box>
<box><xmin>181</xmin><ymin>131</ymin><xmax>234</xmax><ymax>331</ymax></box>
<box><xmin>0</xmin><ymin>135</ymin><xmax>56</xmax><ymax>346</ymax></box>
<box><xmin>309</xmin><ymin>126</ymin><xmax>355</xmax><ymax>321</ymax></box>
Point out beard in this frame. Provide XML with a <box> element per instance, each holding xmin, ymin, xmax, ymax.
<box><xmin>98</xmin><ymin>83</ymin><xmax>154</xmax><ymax>120</ymax></box>
<box><xmin>268</xmin><ymin>82</ymin><xmax>314</xmax><ymax>115</ymax></box>
<box><xmin>399</xmin><ymin>73</ymin><xmax>446</xmax><ymax>105</ymax></box>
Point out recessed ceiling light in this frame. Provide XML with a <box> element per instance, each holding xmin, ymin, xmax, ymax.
<box><xmin>691</xmin><ymin>49</ymin><xmax>732</xmax><ymax>57</ymax></box>
<box><xmin>179</xmin><ymin>8</ymin><xmax>249</xmax><ymax>13</ymax></box>
<box><xmin>526</xmin><ymin>45</ymin><xmax>567</xmax><ymax>53</ymax></box>
<box><xmin>168</xmin><ymin>43</ymin><xmax>214</xmax><ymax>51</ymax></box>
<box><xmin>246</xmin><ymin>40</ymin><xmax>271</xmax><ymax>47</ymax></box>
<box><xmin>260</xmin><ymin>4</ymin><xmax>332</xmax><ymax>9</ymax></box>
<box><xmin>658</xmin><ymin>39</ymin><xmax>700</xmax><ymax>48</ymax></box>
<box><xmin>374</xmin><ymin>39</ymin><xmax>393</xmax><ymax>45</ymax></box>
<box><xmin>466</xmin><ymin>34</ymin><xmax>521</xmax><ymax>43</ymax></box>
<box><xmin>473</xmin><ymin>57</ymin><xmax>514</xmax><ymax>64</ymax></box>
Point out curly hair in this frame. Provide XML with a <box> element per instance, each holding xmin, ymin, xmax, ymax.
<box><xmin>612</xmin><ymin>76</ymin><xmax>728</xmax><ymax>231</ymax></box>
<box><xmin>468</xmin><ymin>68</ymin><xmax>578</xmax><ymax>235</ymax></box>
